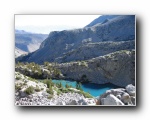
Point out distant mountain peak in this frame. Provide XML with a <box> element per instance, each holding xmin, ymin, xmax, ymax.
<box><xmin>15</xmin><ymin>30</ymin><xmax>48</xmax><ymax>52</ymax></box>
<box><xmin>85</xmin><ymin>15</ymin><xmax>120</xmax><ymax>27</ymax></box>
<box><xmin>15</xmin><ymin>29</ymin><xmax>31</xmax><ymax>34</ymax></box>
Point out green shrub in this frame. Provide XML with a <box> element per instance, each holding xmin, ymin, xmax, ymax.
<box><xmin>15</xmin><ymin>84</ymin><xmax>22</xmax><ymax>91</ymax></box>
<box><xmin>35</xmin><ymin>86</ymin><xmax>41</xmax><ymax>92</ymax></box>
<box><xmin>57</xmin><ymin>82</ymin><xmax>63</xmax><ymax>89</ymax></box>
<box><xmin>76</xmin><ymin>82</ymin><xmax>83</xmax><ymax>91</ymax></box>
<box><xmin>16</xmin><ymin>76</ymin><xmax>21</xmax><ymax>80</ymax></box>
<box><xmin>44</xmin><ymin>62</ymin><xmax>49</xmax><ymax>66</ymax></box>
<box><xmin>42</xmin><ymin>79</ymin><xmax>53</xmax><ymax>88</ymax></box>
<box><xmin>23</xmin><ymin>82</ymin><xmax>27</xmax><ymax>86</ymax></box>
<box><xmin>47</xmin><ymin>95</ymin><xmax>53</xmax><ymax>99</ymax></box>
<box><xmin>46</xmin><ymin>87</ymin><xmax>54</xmax><ymax>95</ymax></box>
<box><xmin>61</xmin><ymin>88</ymin><xmax>69</xmax><ymax>93</ymax></box>
<box><xmin>80</xmin><ymin>61</ymin><xmax>88</xmax><ymax>67</ymax></box>
<box><xmin>65</xmin><ymin>83</ymin><xmax>70</xmax><ymax>88</ymax></box>
<box><xmin>25</xmin><ymin>86</ymin><xmax>34</xmax><ymax>95</ymax></box>
<box><xmin>68</xmin><ymin>88</ymin><xmax>74</xmax><ymax>93</ymax></box>
<box><xmin>41</xmin><ymin>88</ymin><xmax>44</xmax><ymax>90</ymax></box>
<box><xmin>28</xmin><ymin>77</ymin><xmax>38</xmax><ymax>83</ymax></box>
<box><xmin>16</xmin><ymin>62</ymin><xmax>24</xmax><ymax>66</ymax></box>
<box><xmin>53</xmin><ymin>68</ymin><xmax>61</xmax><ymax>77</ymax></box>
<box><xmin>77</xmin><ymin>90</ymin><xmax>93</xmax><ymax>98</ymax></box>
<box><xmin>57</xmin><ymin>90</ymin><xmax>61</xmax><ymax>95</ymax></box>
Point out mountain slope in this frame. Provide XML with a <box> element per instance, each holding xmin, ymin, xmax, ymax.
<box><xmin>15</xmin><ymin>47</ymin><xmax>27</xmax><ymax>58</ymax></box>
<box><xmin>15</xmin><ymin>30</ymin><xmax>48</xmax><ymax>53</ymax></box>
<box><xmin>16</xmin><ymin>15</ymin><xmax>135</xmax><ymax>64</ymax></box>
<box><xmin>85</xmin><ymin>15</ymin><xmax>119</xmax><ymax>27</ymax></box>
<box><xmin>55</xmin><ymin>40</ymin><xmax>135</xmax><ymax>63</ymax></box>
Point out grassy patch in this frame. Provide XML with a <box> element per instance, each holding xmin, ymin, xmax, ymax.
<box><xmin>35</xmin><ymin>86</ymin><xmax>41</xmax><ymax>92</ymax></box>
<box><xmin>77</xmin><ymin>90</ymin><xmax>93</xmax><ymax>98</ymax></box>
<box><xmin>15</xmin><ymin>84</ymin><xmax>22</xmax><ymax>91</ymax></box>
<box><xmin>46</xmin><ymin>87</ymin><xmax>54</xmax><ymax>95</ymax></box>
<box><xmin>41</xmin><ymin>88</ymin><xmax>44</xmax><ymax>90</ymax></box>
<box><xmin>16</xmin><ymin>76</ymin><xmax>21</xmax><ymax>80</ymax></box>
<box><xmin>47</xmin><ymin>95</ymin><xmax>53</xmax><ymax>99</ymax></box>
<box><xmin>42</xmin><ymin>79</ymin><xmax>54</xmax><ymax>88</ymax></box>
<box><xmin>28</xmin><ymin>77</ymin><xmax>38</xmax><ymax>83</ymax></box>
<box><xmin>24</xmin><ymin>86</ymin><xmax>34</xmax><ymax>95</ymax></box>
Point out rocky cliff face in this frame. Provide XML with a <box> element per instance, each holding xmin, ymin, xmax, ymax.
<box><xmin>56</xmin><ymin>50</ymin><xmax>135</xmax><ymax>87</ymax></box>
<box><xmin>55</xmin><ymin>40</ymin><xmax>135</xmax><ymax>63</ymax></box>
<box><xmin>15</xmin><ymin>49</ymin><xmax>135</xmax><ymax>87</ymax></box>
<box><xmin>17</xmin><ymin>15</ymin><xmax>135</xmax><ymax>64</ymax></box>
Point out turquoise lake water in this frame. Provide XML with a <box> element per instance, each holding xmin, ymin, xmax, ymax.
<box><xmin>52</xmin><ymin>79</ymin><xmax>118</xmax><ymax>97</ymax></box>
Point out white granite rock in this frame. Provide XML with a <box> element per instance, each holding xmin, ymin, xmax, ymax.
<box><xmin>121</xmin><ymin>93</ymin><xmax>131</xmax><ymax>104</ymax></box>
<box><xmin>126</xmin><ymin>84</ymin><xmax>135</xmax><ymax>96</ymax></box>
<box><xmin>102</xmin><ymin>94</ymin><xmax>124</xmax><ymax>105</ymax></box>
<box><xmin>131</xmin><ymin>96</ymin><xmax>135</xmax><ymax>105</ymax></box>
<box><xmin>19</xmin><ymin>90</ymin><xmax>27</xmax><ymax>97</ymax></box>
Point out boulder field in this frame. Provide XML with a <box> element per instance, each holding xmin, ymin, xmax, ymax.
<box><xmin>98</xmin><ymin>84</ymin><xmax>135</xmax><ymax>105</ymax></box>
<box><xmin>15</xmin><ymin>72</ymin><xmax>96</xmax><ymax>106</ymax></box>
<box><xmin>15</xmin><ymin>72</ymin><xmax>135</xmax><ymax>106</ymax></box>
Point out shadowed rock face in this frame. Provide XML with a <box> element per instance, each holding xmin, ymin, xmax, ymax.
<box><xmin>17</xmin><ymin>15</ymin><xmax>135</xmax><ymax>64</ymax></box>
<box><xmin>55</xmin><ymin>50</ymin><xmax>135</xmax><ymax>87</ymax></box>
<box><xmin>55</xmin><ymin>40</ymin><xmax>135</xmax><ymax>63</ymax></box>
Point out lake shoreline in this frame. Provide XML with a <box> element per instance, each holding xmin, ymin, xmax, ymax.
<box><xmin>49</xmin><ymin>79</ymin><xmax>120</xmax><ymax>97</ymax></box>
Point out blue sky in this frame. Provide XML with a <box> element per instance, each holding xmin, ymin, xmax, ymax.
<box><xmin>15</xmin><ymin>15</ymin><xmax>100</xmax><ymax>34</ymax></box>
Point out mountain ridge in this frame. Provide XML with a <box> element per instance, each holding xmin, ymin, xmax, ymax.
<box><xmin>16</xmin><ymin>15</ymin><xmax>135</xmax><ymax>64</ymax></box>
<box><xmin>85</xmin><ymin>15</ymin><xmax>120</xmax><ymax>27</ymax></box>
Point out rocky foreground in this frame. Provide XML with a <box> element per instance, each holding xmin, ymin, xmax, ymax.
<box><xmin>15</xmin><ymin>72</ymin><xmax>135</xmax><ymax>106</ymax></box>
<box><xmin>15</xmin><ymin>92</ymin><xmax>95</xmax><ymax>106</ymax></box>
<box><xmin>98</xmin><ymin>84</ymin><xmax>135</xmax><ymax>105</ymax></box>
<box><xmin>15</xmin><ymin>72</ymin><xmax>96</xmax><ymax>106</ymax></box>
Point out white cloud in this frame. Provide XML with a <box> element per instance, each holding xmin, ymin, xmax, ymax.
<box><xmin>15</xmin><ymin>15</ymin><xmax>100</xmax><ymax>34</ymax></box>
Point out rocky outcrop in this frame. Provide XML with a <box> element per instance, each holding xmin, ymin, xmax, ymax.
<box><xmin>15</xmin><ymin>72</ymin><xmax>96</xmax><ymax>106</ymax></box>
<box><xmin>126</xmin><ymin>84</ymin><xmax>135</xmax><ymax>96</ymax></box>
<box><xmin>16</xmin><ymin>49</ymin><xmax>135</xmax><ymax>87</ymax></box>
<box><xmin>15</xmin><ymin>92</ymin><xmax>96</xmax><ymax>106</ymax></box>
<box><xmin>55</xmin><ymin>40</ymin><xmax>135</xmax><ymax>63</ymax></box>
<box><xmin>56</xmin><ymin>50</ymin><xmax>135</xmax><ymax>87</ymax></box>
<box><xmin>101</xmin><ymin>94</ymin><xmax>124</xmax><ymax>105</ymax></box>
<box><xmin>16</xmin><ymin>15</ymin><xmax>135</xmax><ymax>64</ymax></box>
<box><xmin>98</xmin><ymin>84</ymin><xmax>135</xmax><ymax>105</ymax></box>
<box><xmin>15</xmin><ymin>64</ymin><xmax>64</xmax><ymax>79</ymax></box>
